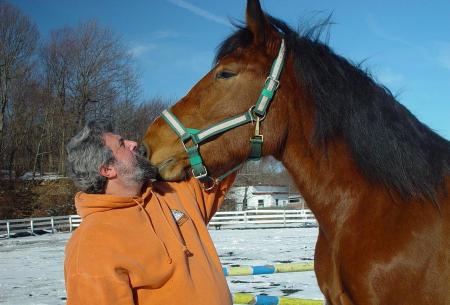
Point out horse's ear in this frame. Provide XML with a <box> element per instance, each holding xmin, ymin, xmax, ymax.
<box><xmin>246</xmin><ymin>0</ymin><xmax>271</xmax><ymax>44</ymax></box>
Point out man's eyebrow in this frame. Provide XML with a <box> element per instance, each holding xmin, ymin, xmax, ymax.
<box><xmin>118</xmin><ymin>138</ymin><xmax>125</xmax><ymax>146</ymax></box>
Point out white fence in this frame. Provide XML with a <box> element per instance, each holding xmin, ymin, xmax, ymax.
<box><xmin>0</xmin><ymin>209</ymin><xmax>316</xmax><ymax>238</ymax></box>
<box><xmin>0</xmin><ymin>215</ymin><xmax>82</xmax><ymax>238</ymax></box>
<box><xmin>208</xmin><ymin>209</ymin><xmax>317</xmax><ymax>229</ymax></box>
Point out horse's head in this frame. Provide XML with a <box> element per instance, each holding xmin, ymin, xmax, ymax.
<box><xmin>144</xmin><ymin>0</ymin><xmax>293</xmax><ymax>181</ymax></box>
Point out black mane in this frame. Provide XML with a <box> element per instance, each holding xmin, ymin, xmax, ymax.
<box><xmin>215</xmin><ymin>16</ymin><xmax>450</xmax><ymax>203</ymax></box>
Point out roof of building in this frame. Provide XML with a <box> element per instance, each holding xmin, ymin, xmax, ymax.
<box><xmin>251</xmin><ymin>185</ymin><xmax>289</xmax><ymax>194</ymax></box>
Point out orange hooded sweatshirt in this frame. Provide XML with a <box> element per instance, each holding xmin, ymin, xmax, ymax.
<box><xmin>64</xmin><ymin>175</ymin><xmax>235</xmax><ymax>305</ymax></box>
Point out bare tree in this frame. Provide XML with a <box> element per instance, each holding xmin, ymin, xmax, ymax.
<box><xmin>39</xmin><ymin>20</ymin><xmax>143</xmax><ymax>174</ymax></box>
<box><xmin>0</xmin><ymin>1</ymin><xmax>38</xmax><ymax>161</ymax></box>
<box><xmin>114</xmin><ymin>96</ymin><xmax>168</xmax><ymax>142</ymax></box>
<box><xmin>40</xmin><ymin>28</ymin><xmax>75</xmax><ymax>174</ymax></box>
<box><xmin>63</xmin><ymin>20</ymin><xmax>134</xmax><ymax>128</ymax></box>
<box><xmin>0</xmin><ymin>4</ymin><xmax>173</xmax><ymax>218</ymax></box>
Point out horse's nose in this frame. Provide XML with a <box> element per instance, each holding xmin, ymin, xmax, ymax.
<box><xmin>137</xmin><ymin>144</ymin><xmax>149</xmax><ymax>159</ymax></box>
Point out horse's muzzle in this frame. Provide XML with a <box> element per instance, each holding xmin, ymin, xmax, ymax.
<box><xmin>137</xmin><ymin>144</ymin><xmax>149</xmax><ymax>159</ymax></box>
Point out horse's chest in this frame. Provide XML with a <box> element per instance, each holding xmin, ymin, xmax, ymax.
<box><xmin>314</xmin><ymin>230</ymin><xmax>348</xmax><ymax>304</ymax></box>
<box><xmin>314</xmin><ymin>222</ymin><xmax>450</xmax><ymax>305</ymax></box>
<box><xmin>314</xmin><ymin>229</ymin><xmax>381</xmax><ymax>305</ymax></box>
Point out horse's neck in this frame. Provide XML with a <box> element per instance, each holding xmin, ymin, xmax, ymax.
<box><xmin>281</xmin><ymin>135</ymin><xmax>373</xmax><ymax>236</ymax></box>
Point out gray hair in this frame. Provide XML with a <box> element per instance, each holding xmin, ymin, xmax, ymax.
<box><xmin>66</xmin><ymin>120</ymin><xmax>115</xmax><ymax>194</ymax></box>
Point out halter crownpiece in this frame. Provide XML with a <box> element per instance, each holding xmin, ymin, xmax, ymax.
<box><xmin>161</xmin><ymin>39</ymin><xmax>286</xmax><ymax>190</ymax></box>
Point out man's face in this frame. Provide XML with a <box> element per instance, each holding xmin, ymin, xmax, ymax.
<box><xmin>103</xmin><ymin>132</ymin><xmax>157</xmax><ymax>186</ymax></box>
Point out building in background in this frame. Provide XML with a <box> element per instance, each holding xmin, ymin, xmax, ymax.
<box><xmin>288</xmin><ymin>194</ymin><xmax>307</xmax><ymax>209</ymax></box>
<box><xmin>227</xmin><ymin>185</ymin><xmax>306</xmax><ymax>210</ymax></box>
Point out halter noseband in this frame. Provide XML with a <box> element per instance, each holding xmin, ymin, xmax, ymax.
<box><xmin>161</xmin><ymin>39</ymin><xmax>286</xmax><ymax>190</ymax></box>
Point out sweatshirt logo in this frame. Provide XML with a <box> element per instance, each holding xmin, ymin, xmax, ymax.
<box><xmin>171</xmin><ymin>209</ymin><xmax>189</xmax><ymax>226</ymax></box>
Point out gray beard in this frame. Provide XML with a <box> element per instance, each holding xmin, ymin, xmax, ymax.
<box><xmin>115</xmin><ymin>153</ymin><xmax>158</xmax><ymax>187</ymax></box>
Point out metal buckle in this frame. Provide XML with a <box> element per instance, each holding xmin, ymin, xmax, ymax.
<box><xmin>191</xmin><ymin>165</ymin><xmax>208</xmax><ymax>179</ymax></box>
<box><xmin>182</xmin><ymin>138</ymin><xmax>198</xmax><ymax>151</ymax></box>
<box><xmin>248</xmin><ymin>105</ymin><xmax>266</xmax><ymax>122</ymax></box>
<box><xmin>265</xmin><ymin>76</ymin><xmax>280</xmax><ymax>91</ymax></box>
<box><xmin>252</xmin><ymin>134</ymin><xmax>264</xmax><ymax>142</ymax></box>
<box><xmin>191</xmin><ymin>167</ymin><xmax>217</xmax><ymax>191</ymax></box>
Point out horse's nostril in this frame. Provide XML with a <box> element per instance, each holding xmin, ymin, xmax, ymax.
<box><xmin>137</xmin><ymin>145</ymin><xmax>149</xmax><ymax>158</ymax></box>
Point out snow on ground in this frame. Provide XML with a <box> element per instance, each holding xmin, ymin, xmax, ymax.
<box><xmin>0</xmin><ymin>170</ymin><xmax>66</xmax><ymax>181</ymax></box>
<box><xmin>0</xmin><ymin>234</ymin><xmax>68</xmax><ymax>305</ymax></box>
<box><xmin>18</xmin><ymin>172</ymin><xmax>66</xmax><ymax>181</ymax></box>
<box><xmin>213</xmin><ymin>227</ymin><xmax>322</xmax><ymax>300</ymax></box>
<box><xmin>0</xmin><ymin>227</ymin><xmax>322</xmax><ymax>304</ymax></box>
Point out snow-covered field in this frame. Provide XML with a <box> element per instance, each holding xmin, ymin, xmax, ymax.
<box><xmin>0</xmin><ymin>227</ymin><xmax>323</xmax><ymax>304</ymax></box>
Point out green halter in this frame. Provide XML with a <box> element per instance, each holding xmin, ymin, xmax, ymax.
<box><xmin>161</xmin><ymin>39</ymin><xmax>286</xmax><ymax>190</ymax></box>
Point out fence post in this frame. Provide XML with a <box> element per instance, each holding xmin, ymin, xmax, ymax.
<box><xmin>6</xmin><ymin>220</ymin><xmax>10</xmax><ymax>238</ymax></box>
<box><xmin>283</xmin><ymin>210</ymin><xmax>286</xmax><ymax>227</ymax></box>
<box><xmin>51</xmin><ymin>217</ymin><xmax>55</xmax><ymax>233</ymax></box>
<box><xmin>30</xmin><ymin>218</ymin><xmax>34</xmax><ymax>235</ymax></box>
<box><xmin>69</xmin><ymin>216</ymin><xmax>73</xmax><ymax>232</ymax></box>
<box><xmin>244</xmin><ymin>211</ymin><xmax>248</xmax><ymax>227</ymax></box>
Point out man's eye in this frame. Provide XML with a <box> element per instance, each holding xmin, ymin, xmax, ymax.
<box><xmin>216</xmin><ymin>70</ymin><xmax>236</xmax><ymax>79</ymax></box>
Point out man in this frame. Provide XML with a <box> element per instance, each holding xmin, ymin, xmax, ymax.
<box><xmin>64</xmin><ymin>120</ymin><xmax>235</xmax><ymax>305</ymax></box>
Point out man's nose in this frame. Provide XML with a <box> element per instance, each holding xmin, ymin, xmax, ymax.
<box><xmin>125</xmin><ymin>140</ymin><xmax>138</xmax><ymax>151</ymax></box>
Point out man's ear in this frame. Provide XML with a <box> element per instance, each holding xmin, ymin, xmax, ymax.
<box><xmin>99</xmin><ymin>164</ymin><xmax>117</xmax><ymax>179</ymax></box>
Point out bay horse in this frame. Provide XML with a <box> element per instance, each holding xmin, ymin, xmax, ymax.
<box><xmin>143</xmin><ymin>0</ymin><xmax>450</xmax><ymax>304</ymax></box>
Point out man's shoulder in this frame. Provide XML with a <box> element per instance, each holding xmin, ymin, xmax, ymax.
<box><xmin>66</xmin><ymin>220</ymin><xmax>124</xmax><ymax>252</ymax></box>
<box><xmin>151</xmin><ymin>178</ymin><xmax>197</xmax><ymax>197</ymax></box>
<box><xmin>65</xmin><ymin>222</ymin><xmax>124</xmax><ymax>278</ymax></box>
<box><xmin>65</xmin><ymin>220</ymin><xmax>130</xmax><ymax>274</ymax></box>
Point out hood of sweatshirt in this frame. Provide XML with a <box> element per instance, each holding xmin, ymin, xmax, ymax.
<box><xmin>75</xmin><ymin>186</ymin><xmax>153</xmax><ymax>219</ymax></box>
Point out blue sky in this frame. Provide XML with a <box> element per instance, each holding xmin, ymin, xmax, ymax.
<box><xmin>12</xmin><ymin>0</ymin><xmax>450</xmax><ymax>139</ymax></box>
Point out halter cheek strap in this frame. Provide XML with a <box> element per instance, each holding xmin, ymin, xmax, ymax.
<box><xmin>161</xmin><ymin>39</ymin><xmax>286</xmax><ymax>190</ymax></box>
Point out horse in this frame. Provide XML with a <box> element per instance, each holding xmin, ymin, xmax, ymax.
<box><xmin>143</xmin><ymin>0</ymin><xmax>450</xmax><ymax>304</ymax></box>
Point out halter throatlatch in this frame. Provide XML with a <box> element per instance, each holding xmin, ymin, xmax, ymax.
<box><xmin>161</xmin><ymin>39</ymin><xmax>286</xmax><ymax>190</ymax></box>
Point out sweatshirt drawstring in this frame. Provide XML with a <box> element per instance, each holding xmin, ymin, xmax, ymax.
<box><xmin>133</xmin><ymin>198</ymin><xmax>173</xmax><ymax>263</ymax></box>
<box><xmin>153</xmin><ymin>194</ymin><xmax>193</xmax><ymax>257</ymax></box>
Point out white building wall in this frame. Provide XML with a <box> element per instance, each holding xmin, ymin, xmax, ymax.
<box><xmin>226</xmin><ymin>186</ymin><xmax>290</xmax><ymax>209</ymax></box>
<box><xmin>272</xmin><ymin>194</ymin><xmax>289</xmax><ymax>207</ymax></box>
<box><xmin>247</xmin><ymin>194</ymin><xmax>273</xmax><ymax>209</ymax></box>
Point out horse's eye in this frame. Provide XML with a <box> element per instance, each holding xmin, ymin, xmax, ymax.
<box><xmin>216</xmin><ymin>70</ymin><xmax>236</xmax><ymax>79</ymax></box>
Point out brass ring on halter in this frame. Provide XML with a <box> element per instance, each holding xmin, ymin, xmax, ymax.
<box><xmin>201</xmin><ymin>176</ymin><xmax>217</xmax><ymax>191</ymax></box>
<box><xmin>248</xmin><ymin>105</ymin><xmax>267</xmax><ymax>122</ymax></box>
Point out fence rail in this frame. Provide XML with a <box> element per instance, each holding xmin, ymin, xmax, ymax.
<box><xmin>0</xmin><ymin>215</ymin><xmax>81</xmax><ymax>238</ymax></box>
<box><xmin>0</xmin><ymin>209</ymin><xmax>316</xmax><ymax>238</ymax></box>
<box><xmin>208</xmin><ymin>209</ymin><xmax>317</xmax><ymax>229</ymax></box>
